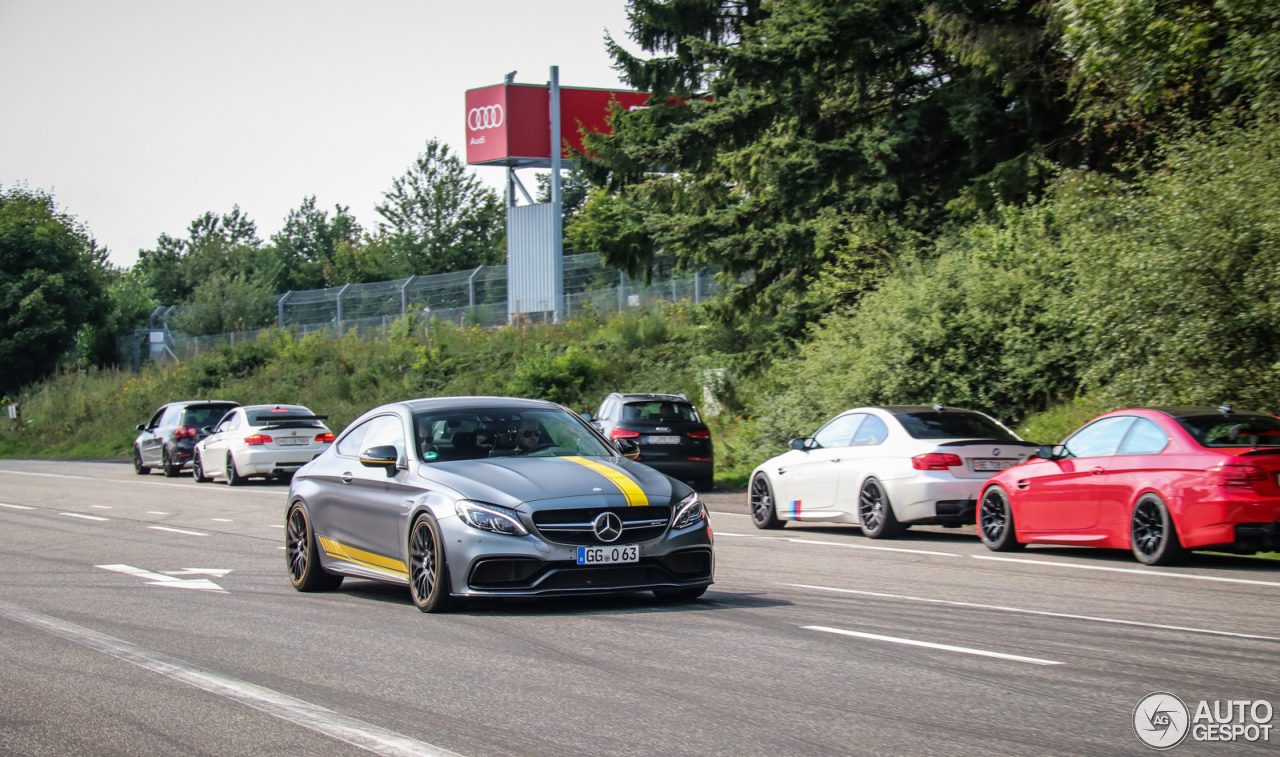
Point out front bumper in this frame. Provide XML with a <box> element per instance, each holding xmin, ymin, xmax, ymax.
<box><xmin>441</xmin><ymin>514</ymin><xmax>715</xmax><ymax>597</ymax></box>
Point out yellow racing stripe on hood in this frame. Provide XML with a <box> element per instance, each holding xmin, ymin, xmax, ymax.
<box><xmin>562</xmin><ymin>456</ymin><xmax>649</xmax><ymax>506</ymax></box>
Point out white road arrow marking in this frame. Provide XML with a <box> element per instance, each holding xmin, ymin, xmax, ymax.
<box><xmin>96</xmin><ymin>564</ymin><xmax>228</xmax><ymax>593</ymax></box>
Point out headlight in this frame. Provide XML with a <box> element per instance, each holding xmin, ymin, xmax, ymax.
<box><xmin>673</xmin><ymin>491</ymin><xmax>706</xmax><ymax>529</ymax></box>
<box><xmin>454</xmin><ymin>500</ymin><xmax>528</xmax><ymax>536</ymax></box>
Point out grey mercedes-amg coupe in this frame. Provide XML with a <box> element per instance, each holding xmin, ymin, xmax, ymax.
<box><xmin>285</xmin><ymin>396</ymin><xmax>715</xmax><ymax>612</ymax></box>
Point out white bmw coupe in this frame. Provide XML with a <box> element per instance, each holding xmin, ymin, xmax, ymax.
<box><xmin>193</xmin><ymin>404</ymin><xmax>335</xmax><ymax>485</ymax></box>
<box><xmin>749</xmin><ymin>405</ymin><xmax>1037</xmax><ymax>538</ymax></box>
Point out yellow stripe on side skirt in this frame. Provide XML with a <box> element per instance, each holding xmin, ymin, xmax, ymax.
<box><xmin>562</xmin><ymin>456</ymin><xmax>649</xmax><ymax>506</ymax></box>
<box><xmin>317</xmin><ymin>535</ymin><xmax>408</xmax><ymax>576</ymax></box>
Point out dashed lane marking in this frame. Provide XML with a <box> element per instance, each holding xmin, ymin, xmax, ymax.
<box><xmin>0</xmin><ymin>599</ymin><xmax>464</xmax><ymax>757</ymax></box>
<box><xmin>61</xmin><ymin>512</ymin><xmax>108</xmax><ymax>522</ymax></box>
<box><xmin>804</xmin><ymin>625</ymin><xmax>1064</xmax><ymax>666</ymax></box>
<box><xmin>0</xmin><ymin>469</ymin><xmax>283</xmax><ymax>497</ymax></box>
<box><xmin>785</xmin><ymin>583</ymin><xmax>1280</xmax><ymax>642</ymax></box>
<box><xmin>0</xmin><ymin>502</ymin><xmax>34</xmax><ymax>510</ymax></box>
<box><xmin>147</xmin><ymin>511</ymin><xmax>169</xmax><ymax>515</ymax></box>
<box><xmin>91</xmin><ymin>505</ymin><xmax>112</xmax><ymax>509</ymax></box>
<box><xmin>148</xmin><ymin>526</ymin><xmax>209</xmax><ymax>536</ymax></box>
<box><xmin>212</xmin><ymin>518</ymin><xmax>232</xmax><ymax>522</ymax></box>
<box><xmin>717</xmin><ymin>530</ymin><xmax>1280</xmax><ymax>588</ymax></box>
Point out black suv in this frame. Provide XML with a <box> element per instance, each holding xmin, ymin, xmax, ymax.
<box><xmin>133</xmin><ymin>400</ymin><xmax>239</xmax><ymax>477</ymax></box>
<box><xmin>585</xmin><ymin>393</ymin><xmax>714</xmax><ymax>491</ymax></box>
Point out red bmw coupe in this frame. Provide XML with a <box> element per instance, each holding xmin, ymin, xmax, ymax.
<box><xmin>978</xmin><ymin>407</ymin><xmax>1280</xmax><ymax>565</ymax></box>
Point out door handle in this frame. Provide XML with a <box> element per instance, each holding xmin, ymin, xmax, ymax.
<box><xmin>1091</xmin><ymin>467</ymin><xmax>1105</xmax><ymax>476</ymax></box>
<box><xmin>831</xmin><ymin>458</ymin><xmax>841</xmax><ymax>463</ymax></box>
<box><xmin>340</xmin><ymin>472</ymin><xmax>353</xmax><ymax>484</ymax></box>
<box><xmin>1017</xmin><ymin>480</ymin><xmax>1030</xmax><ymax>489</ymax></box>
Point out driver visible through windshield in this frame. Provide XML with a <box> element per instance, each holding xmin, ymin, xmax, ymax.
<box><xmin>413</xmin><ymin>407</ymin><xmax>613</xmax><ymax>462</ymax></box>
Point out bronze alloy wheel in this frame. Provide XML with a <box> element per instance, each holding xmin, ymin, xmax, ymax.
<box><xmin>750</xmin><ymin>474</ymin><xmax>783</xmax><ymax>529</ymax></box>
<box><xmin>286</xmin><ymin>505</ymin><xmax>342</xmax><ymax>591</ymax></box>
<box><xmin>409</xmin><ymin>516</ymin><xmax>456</xmax><ymax>613</ymax></box>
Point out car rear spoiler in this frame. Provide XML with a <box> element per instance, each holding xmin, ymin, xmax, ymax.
<box><xmin>260</xmin><ymin>415</ymin><xmax>328</xmax><ymax>429</ymax></box>
<box><xmin>935</xmin><ymin>439</ymin><xmax>1039</xmax><ymax>447</ymax></box>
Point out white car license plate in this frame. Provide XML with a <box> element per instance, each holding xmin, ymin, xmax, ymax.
<box><xmin>972</xmin><ymin>458</ymin><xmax>1017</xmax><ymax>471</ymax></box>
<box><xmin>277</xmin><ymin>437</ymin><xmax>310</xmax><ymax>446</ymax></box>
<box><xmin>577</xmin><ymin>545</ymin><xmax>639</xmax><ymax>565</ymax></box>
<box><xmin>646</xmin><ymin>435</ymin><xmax>680</xmax><ymax>444</ymax></box>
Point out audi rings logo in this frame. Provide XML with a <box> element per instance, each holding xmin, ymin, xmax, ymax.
<box><xmin>593</xmin><ymin>512</ymin><xmax>623</xmax><ymax>543</ymax></box>
<box><xmin>468</xmin><ymin>104</ymin><xmax>504</xmax><ymax>131</ymax></box>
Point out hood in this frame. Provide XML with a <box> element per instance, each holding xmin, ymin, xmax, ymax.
<box><xmin>416</xmin><ymin>455</ymin><xmax>678</xmax><ymax>510</ymax></box>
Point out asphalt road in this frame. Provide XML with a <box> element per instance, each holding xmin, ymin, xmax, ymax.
<box><xmin>1</xmin><ymin>459</ymin><xmax>1278</xmax><ymax>756</ymax></box>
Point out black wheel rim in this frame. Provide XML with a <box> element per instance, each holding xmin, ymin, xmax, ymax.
<box><xmin>134</xmin><ymin>450</ymin><xmax>143</xmax><ymax>472</ymax></box>
<box><xmin>286</xmin><ymin>508</ymin><xmax>309</xmax><ymax>584</ymax></box>
<box><xmin>980</xmin><ymin>489</ymin><xmax>1007</xmax><ymax>543</ymax></box>
<box><xmin>193</xmin><ymin>456</ymin><xmax>202</xmax><ymax>478</ymax></box>
<box><xmin>226</xmin><ymin>454</ymin><xmax>234</xmax><ymax>483</ymax></box>
<box><xmin>410</xmin><ymin>522</ymin><xmax>437</xmax><ymax>603</ymax></box>
<box><xmin>750</xmin><ymin>476</ymin><xmax>773</xmax><ymax>524</ymax></box>
<box><xmin>1132</xmin><ymin>499</ymin><xmax>1164</xmax><ymax>557</ymax></box>
<box><xmin>859</xmin><ymin>481</ymin><xmax>884</xmax><ymax>531</ymax></box>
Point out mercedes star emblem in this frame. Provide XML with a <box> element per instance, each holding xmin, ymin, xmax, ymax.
<box><xmin>593</xmin><ymin>512</ymin><xmax>623</xmax><ymax>543</ymax></box>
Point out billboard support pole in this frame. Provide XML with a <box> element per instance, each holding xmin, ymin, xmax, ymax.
<box><xmin>550</xmin><ymin>65</ymin><xmax>564</xmax><ymax>323</ymax></box>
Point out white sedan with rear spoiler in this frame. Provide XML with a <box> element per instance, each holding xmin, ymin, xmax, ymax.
<box><xmin>748</xmin><ymin>405</ymin><xmax>1038</xmax><ymax>538</ymax></box>
<box><xmin>193</xmin><ymin>404</ymin><xmax>336</xmax><ymax>486</ymax></box>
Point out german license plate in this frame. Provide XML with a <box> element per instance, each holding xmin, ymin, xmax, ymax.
<box><xmin>277</xmin><ymin>437</ymin><xmax>309</xmax><ymax>446</ymax></box>
<box><xmin>972</xmin><ymin>458</ymin><xmax>1017</xmax><ymax>471</ymax></box>
<box><xmin>577</xmin><ymin>545</ymin><xmax>639</xmax><ymax>565</ymax></box>
<box><xmin>646</xmin><ymin>435</ymin><xmax>680</xmax><ymax>444</ymax></box>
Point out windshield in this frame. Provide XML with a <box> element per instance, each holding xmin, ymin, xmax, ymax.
<box><xmin>622</xmin><ymin>401</ymin><xmax>700</xmax><ymax>423</ymax></box>
<box><xmin>181</xmin><ymin>405</ymin><xmax>237</xmax><ymax>429</ymax></box>
<box><xmin>413</xmin><ymin>407</ymin><xmax>614</xmax><ymax>462</ymax></box>
<box><xmin>246</xmin><ymin>406</ymin><xmax>323</xmax><ymax>428</ymax></box>
<box><xmin>894</xmin><ymin>411</ymin><xmax>1019</xmax><ymax>441</ymax></box>
<box><xmin>1176</xmin><ymin>414</ymin><xmax>1280</xmax><ymax>448</ymax></box>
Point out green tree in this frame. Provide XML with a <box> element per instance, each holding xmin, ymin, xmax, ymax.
<box><xmin>0</xmin><ymin>187</ymin><xmax>109</xmax><ymax>393</ymax></box>
<box><xmin>376</xmin><ymin>139</ymin><xmax>505</xmax><ymax>275</ymax></box>
<box><xmin>1061</xmin><ymin>0</ymin><xmax>1280</xmax><ymax>140</ymax></box>
<box><xmin>76</xmin><ymin>266</ymin><xmax>159</xmax><ymax>367</ymax></box>
<box><xmin>136</xmin><ymin>206</ymin><xmax>282</xmax><ymax>303</ymax></box>
<box><xmin>272</xmin><ymin>196</ymin><xmax>363</xmax><ymax>290</ymax></box>
<box><xmin>535</xmin><ymin>165</ymin><xmax>592</xmax><ymax>250</ymax></box>
<box><xmin>577</xmin><ymin>0</ymin><xmax>1087</xmax><ymax>333</ymax></box>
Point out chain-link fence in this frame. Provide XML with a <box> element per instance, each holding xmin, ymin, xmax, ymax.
<box><xmin>119</xmin><ymin>253</ymin><xmax>738</xmax><ymax>370</ymax></box>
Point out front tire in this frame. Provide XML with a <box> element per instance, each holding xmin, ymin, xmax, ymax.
<box><xmin>226</xmin><ymin>452</ymin><xmax>247</xmax><ymax>486</ymax></box>
<box><xmin>133</xmin><ymin>447</ymin><xmax>150</xmax><ymax>475</ymax></box>
<box><xmin>192</xmin><ymin>452</ymin><xmax>210</xmax><ymax>483</ymax></box>
<box><xmin>858</xmin><ymin>477</ymin><xmax>904</xmax><ymax>539</ymax></box>
<box><xmin>749</xmin><ymin>473</ymin><xmax>783</xmax><ymax>530</ymax></box>
<box><xmin>979</xmin><ymin>485</ymin><xmax>1025</xmax><ymax>551</ymax></box>
<box><xmin>286</xmin><ymin>504</ymin><xmax>343</xmax><ymax>592</ymax></box>
<box><xmin>409</xmin><ymin>515</ymin><xmax>457</xmax><ymax>613</ymax></box>
<box><xmin>1131</xmin><ymin>494</ymin><xmax>1189</xmax><ymax>566</ymax></box>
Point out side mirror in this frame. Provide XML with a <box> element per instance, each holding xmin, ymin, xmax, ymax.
<box><xmin>135</xmin><ymin>423</ymin><xmax>146</xmax><ymax>431</ymax></box>
<box><xmin>201</xmin><ymin>426</ymin><xmax>213</xmax><ymax>435</ymax></box>
<box><xmin>615</xmin><ymin>438</ymin><xmax>640</xmax><ymax>460</ymax></box>
<box><xmin>1036</xmin><ymin>444</ymin><xmax>1065</xmax><ymax>461</ymax></box>
<box><xmin>789</xmin><ymin>437</ymin><xmax>812</xmax><ymax>451</ymax></box>
<box><xmin>579</xmin><ymin>411</ymin><xmax>593</xmax><ymax>422</ymax></box>
<box><xmin>359</xmin><ymin>445</ymin><xmax>400</xmax><ymax>469</ymax></box>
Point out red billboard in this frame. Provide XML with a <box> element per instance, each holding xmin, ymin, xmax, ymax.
<box><xmin>465</xmin><ymin>83</ymin><xmax>650</xmax><ymax>166</ymax></box>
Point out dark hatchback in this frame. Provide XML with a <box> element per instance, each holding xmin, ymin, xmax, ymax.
<box><xmin>133</xmin><ymin>400</ymin><xmax>239</xmax><ymax>477</ymax></box>
<box><xmin>586</xmin><ymin>393</ymin><xmax>714</xmax><ymax>491</ymax></box>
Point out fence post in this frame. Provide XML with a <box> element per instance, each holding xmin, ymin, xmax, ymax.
<box><xmin>619</xmin><ymin>271</ymin><xmax>626</xmax><ymax>311</ymax></box>
<box><xmin>468</xmin><ymin>266</ymin><xmax>482</xmax><ymax>308</ymax></box>
<box><xmin>695</xmin><ymin>271</ymin><xmax>701</xmax><ymax>304</ymax></box>
<box><xmin>672</xmin><ymin>277</ymin><xmax>677</xmax><ymax>302</ymax></box>
<box><xmin>400</xmin><ymin>276</ymin><xmax>415</xmax><ymax>316</ymax></box>
<box><xmin>277</xmin><ymin>291</ymin><xmax>292</xmax><ymax>328</ymax></box>
<box><xmin>335</xmin><ymin>283</ymin><xmax>350</xmax><ymax>333</ymax></box>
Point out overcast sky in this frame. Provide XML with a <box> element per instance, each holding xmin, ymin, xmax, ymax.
<box><xmin>0</xmin><ymin>0</ymin><xmax>636</xmax><ymax>267</ymax></box>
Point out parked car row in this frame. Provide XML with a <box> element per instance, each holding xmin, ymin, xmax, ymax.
<box><xmin>750</xmin><ymin>404</ymin><xmax>1280</xmax><ymax>566</ymax></box>
<box><xmin>133</xmin><ymin>401</ymin><xmax>334</xmax><ymax>486</ymax></box>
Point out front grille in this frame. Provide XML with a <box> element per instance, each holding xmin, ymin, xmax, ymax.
<box><xmin>539</xmin><ymin>564</ymin><xmax>670</xmax><ymax>589</ymax></box>
<box><xmin>532</xmin><ymin>505</ymin><xmax>671</xmax><ymax>545</ymax></box>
